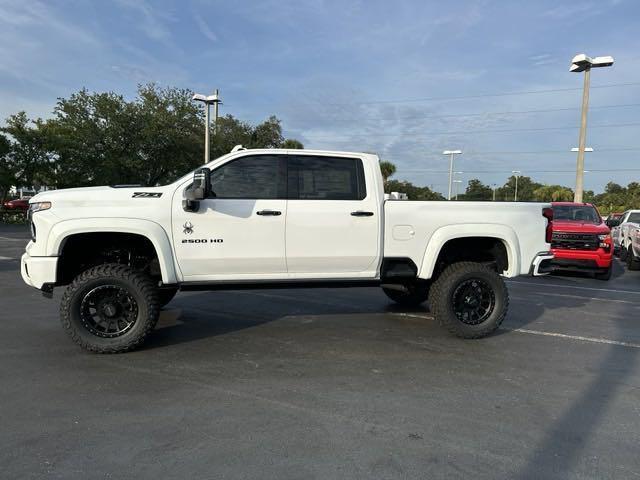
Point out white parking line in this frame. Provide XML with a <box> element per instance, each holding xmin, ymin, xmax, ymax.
<box><xmin>504</xmin><ymin>328</ymin><xmax>640</xmax><ymax>349</ymax></box>
<box><xmin>507</xmin><ymin>280</ymin><xmax>640</xmax><ymax>296</ymax></box>
<box><xmin>0</xmin><ymin>236</ymin><xmax>26</xmax><ymax>242</ymax></box>
<box><xmin>0</xmin><ymin>256</ymin><xmax>14</xmax><ymax>260</ymax></box>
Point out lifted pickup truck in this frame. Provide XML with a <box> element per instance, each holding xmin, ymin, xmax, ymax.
<box><xmin>22</xmin><ymin>147</ymin><xmax>553</xmax><ymax>353</ymax></box>
<box><xmin>626</xmin><ymin>224</ymin><xmax>640</xmax><ymax>271</ymax></box>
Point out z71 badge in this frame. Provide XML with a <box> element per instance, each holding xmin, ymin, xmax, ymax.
<box><xmin>132</xmin><ymin>192</ymin><xmax>162</xmax><ymax>198</ymax></box>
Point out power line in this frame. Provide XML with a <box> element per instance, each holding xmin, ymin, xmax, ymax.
<box><xmin>382</xmin><ymin>147</ymin><xmax>640</xmax><ymax>157</ymax></box>
<box><xmin>304</xmin><ymin>122</ymin><xmax>640</xmax><ymax>139</ymax></box>
<box><xmin>373</xmin><ymin>102</ymin><xmax>640</xmax><ymax>122</ymax></box>
<box><xmin>396</xmin><ymin>168</ymin><xmax>640</xmax><ymax>174</ymax></box>
<box><xmin>325</xmin><ymin>82</ymin><xmax>640</xmax><ymax>106</ymax></box>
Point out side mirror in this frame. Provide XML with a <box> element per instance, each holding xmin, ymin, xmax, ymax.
<box><xmin>606</xmin><ymin>218</ymin><xmax>620</xmax><ymax>228</ymax></box>
<box><xmin>183</xmin><ymin>168</ymin><xmax>211</xmax><ymax>212</ymax></box>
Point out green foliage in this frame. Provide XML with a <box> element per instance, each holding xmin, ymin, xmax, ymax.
<box><xmin>461</xmin><ymin>178</ymin><xmax>493</xmax><ymax>201</ymax></box>
<box><xmin>282</xmin><ymin>139</ymin><xmax>304</xmax><ymax>149</ymax></box>
<box><xmin>379</xmin><ymin>160</ymin><xmax>397</xmax><ymax>184</ymax></box>
<box><xmin>385</xmin><ymin>179</ymin><xmax>445</xmax><ymax>201</ymax></box>
<box><xmin>2</xmin><ymin>84</ymin><xmax>304</xmax><ymax>189</ymax></box>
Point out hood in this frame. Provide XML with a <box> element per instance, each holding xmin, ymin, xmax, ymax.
<box><xmin>29</xmin><ymin>185</ymin><xmax>169</xmax><ymax>207</ymax></box>
<box><xmin>552</xmin><ymin>220</ymin><xmax>609</xmax><ymax>234</ymax></box>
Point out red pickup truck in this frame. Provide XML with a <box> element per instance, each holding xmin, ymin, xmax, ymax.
<box><xmin>550</xmin><ymin>202</ymin><xmax>613</xmax><ymax>280</ymax></box>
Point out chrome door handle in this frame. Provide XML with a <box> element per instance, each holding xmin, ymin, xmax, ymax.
<box><xmin>351</xmin><ymin>211</ymin><xmax>374</xmax><ymax>217</ymax></box>
<box><xmin>256</xmin><ymin>210</ymin><xmax>282</xmax><ymax>216</ymax></box>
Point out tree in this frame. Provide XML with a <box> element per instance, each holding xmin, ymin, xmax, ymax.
<box><xmin>495</xmin><ymin>175</ymin><xmax>542</xmax><ymax>202</ymax></box>
<box><xmin>533</xmin><ymin>185</ymin><xmax>574</xmax><ymax>202</ymax></box>
<box><xmin>2</xmin><ymin>84</ymin><xmax>305</xmax><ymax>189</ymax></box>
<box><xmin>461</xmin><ymin>178</ymin><xmax>492</xmax><ymax>201</ymax></box>
<box><xmin>379</xmin><ymin>160</ymin><xmax>397</xmax><ymax>185</ymax></box>
<box><xmin>282</xmin><ymin>139</ymin><xmax>304</xmax><ymax>149</ymax></box>
<box><xmin>0</xmin><ymin>133</ymin><xmax>14</xmax><ymax>203</ymax></box>
<box><xmin>385</xmin><ymin>179</ymin><xmax>445</xmax><ymax>201</ymax></box>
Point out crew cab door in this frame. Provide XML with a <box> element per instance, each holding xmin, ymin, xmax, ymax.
<box><xmin>285</xmin><ymin>154</ymin><xmax>381</xmax><ymax>277</ymax></box>
<box><xmin>172</xmin><ymin>154</ymin><xmax>288</xmax><ymax>279</ymax></box>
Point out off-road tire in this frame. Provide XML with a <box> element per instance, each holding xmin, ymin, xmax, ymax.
<box><xmin>60</xmin><ymin>264</ymin><xmax>160</xmax><ymax>353</ymax></box>
<box><xmin>158</xmin><ymin>287</ymin><xmax>179</xmax><ymax>307</ymax></box>
<box><xmin>594</xmin><ymin>266</ymin><xmax>612</xmax><ymax>280</ymax></box>
<box><xmin>428</xmin><ymin>262</ymin><xmax>508</xmax><ymax>339</ymax></box>
<box><xmin>382</xmin><ymin>281</ymin><xmax>431</xmax><ymax>307</ymax></box>
<box><xmin>627</xmin><ymin>246</ymin><xmax>640</xmax><ymax>271</ymax></box>
<box><xmin>619</xmin><ymin>243</ymin><xmax>628</xmax><ymax>261</ymax></box>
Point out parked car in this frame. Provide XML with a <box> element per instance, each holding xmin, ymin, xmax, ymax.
<box><xmin>550</xmin><ymin>202</ymin><xmax>613</xmax><ymax>280</ymax></box>
<box><xmin>608</xmin><ymin>210</ymin><xmax>640</xmax><ymax>260</ymax></box>
<box><xmin>20</xmin><ymin>146</ymin><xmax>553</xmax><ymax>353</ymax></box>
<box><xmin>2</xmin><ymin>198</ymin><xmax>30</xmax><ymax>211</ymax></box>
<box><xmin>626</xmin><ymin>225</ymin><xmax>640</xmax><ymax>270</ymax></box>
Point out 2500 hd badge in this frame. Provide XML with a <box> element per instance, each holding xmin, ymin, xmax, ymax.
<box><xmin>181</xmin><ymin>238</ymin><xmax>224</xmax><ymax>243</ymax></box>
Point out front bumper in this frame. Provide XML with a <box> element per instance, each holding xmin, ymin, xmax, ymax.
<box><xmin>530</xmin><ymin>252</ymin><xmax>555</xmax><ymax>276</ymax></box>
<box><xmin>21</xmin><ymin>252</ymin><xmax>58</xmax><ymax>290</ymax></box>
<box><xmin>551</xmin><ymin>248</ymin><xmax>612</xmax><ymax>271</ymax></box>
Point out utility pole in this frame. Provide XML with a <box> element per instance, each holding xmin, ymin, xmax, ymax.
<box><xmin>569</xmin><ymin>53</ymin><xmax>613</xmax><ymax>202</ymax></box>
<box><xmin>443</xmin><ymin>150</ymin><xmax>462</xmax><ymax>200</ymax></box>
<box><xmin>492</xmin><ymin>184</ymin><xmax>497</xmax><ymax>201</ymax></box>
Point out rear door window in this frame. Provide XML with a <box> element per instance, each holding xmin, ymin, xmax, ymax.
<box><xmin>287</xmin><ymin>156</ymin><xmax>366</xmax><ymax>200</ymax></box>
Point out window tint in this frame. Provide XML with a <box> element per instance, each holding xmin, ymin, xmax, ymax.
<box><xmin>553</xmin><ymin>205</ymin><xmax>600</xmax><ymax>223</ymax></box>
<box><xmin>628</xmin><ymin>212</ymin><xmax>640</xmax><ymax>223</ymax></box>
<box><xmin>210</xmin><ymin>155</ymin><xmax>286</xmax><ymax>199</ymax></box>
<box><xmin>288</xmin><ymin>156</ymin><xmax>366</xmax><ymax>200</ymax></box>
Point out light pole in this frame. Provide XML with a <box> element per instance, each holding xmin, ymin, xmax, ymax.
<box><xmin>570</xmin><ymin>53</ymin><xmax>614</xmax><ymax>202</ymax></box>
<box><xmin>453</xmin><ymin>180</ymin><xmax>463</xmax><ymax>200</ymax></box>
<box><xmin>492</xmin><ymin>183</ymin><xmax>497</xmax><ymax>201</ymax></box>
<box><xmin>443</xmin><ymin>150</ymin><xmax>462</xmax><ymax>200</ymax></box>
<box><xmin>193</xmin><ymin>90</ymin><xmax>223</xmax><ymax>164</ymax></box>
<box><xmin>512</xmin><ymin>170</ymin><xmax>521</xmax><ymax>201</ymax></box>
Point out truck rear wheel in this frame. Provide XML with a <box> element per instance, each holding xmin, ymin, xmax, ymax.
<box><xmin>60</xmin><ymin>264</ymin><xmax>160</xmax><ymax>353</ymax></box>
<box><xmin>382</xmin><ymin>281</ymin><xmax>431</xmax><ymax>306</ymax></box>
<box><xmin>429</xmin><ymin>262</ymin><xmax>508</xmax><ymax>339</ymax></box>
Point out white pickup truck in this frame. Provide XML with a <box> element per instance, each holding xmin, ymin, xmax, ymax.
<box><xmin>610</xmin><ymin>209</ymin><xmax>640</xmax><ymax>261</ymax></box>
<box><xmin>21</xmin><ymin>147</ymin><xmax>553</xmax><ymax>353</ymax></box>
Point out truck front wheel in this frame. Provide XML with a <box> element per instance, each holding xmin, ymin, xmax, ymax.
<box><xmin>429</xmin><ymin>262</ymin><xmax>508</xmax><ymax>339</ymax></box>
<box><xmin>382</xmin><ymin>281</ymin><xmax>431</xmax><ymax>306</ymax></box>
<box><xmin>60</xmin><ymin>264</ymin><xmax>160</xmax><ymax>353</ymax></box>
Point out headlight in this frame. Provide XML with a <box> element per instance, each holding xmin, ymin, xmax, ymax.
<box><xmin>597</xmin><ymin>234</ymin><xmax>610</xmax><ymax>241</ymax></box>
<box><xmin>29</xmin><ymin>201</ymin><xmax>52</xmax><ymax>213</ymax></box>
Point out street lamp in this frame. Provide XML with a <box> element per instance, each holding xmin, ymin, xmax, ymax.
<box><xmin>570</xmin><ymin>53</ymin><xmax>614</xmax><ymax>202</ymax></box>
<box><xmin>491</xmin><ymin>183</ymin><xmax>497</xmax><ymax>201</ymax></box>
<box><xmin>512</xmin><ymin>170</ymin><xmax>521</xmax><ymax>201</ymax></box>
<box><xmin>193</xmin><ymin>90</ymin><xmax>222</xmax><ymax>164</ymax></box>
<box><xmin>443</xmin><ymin>150</ymin><xmax>462</xmax><ymax>201</ymax></box>
<box><xmin>453</xmin><ymin>179</ymin><xmax>463</xmax><ymax>201</ymax></box>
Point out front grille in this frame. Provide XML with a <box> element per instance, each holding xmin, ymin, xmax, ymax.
<box><xmin>551</xmin><ymin>232</ymin><xmax>599</xmax><ymax>251</ymax></box>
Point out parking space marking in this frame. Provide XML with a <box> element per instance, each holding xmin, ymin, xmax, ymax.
<box><xmin>0</xmin><ymin>236</ymin><xmax>27</xmax><ymax>242</ymax></box>
<box><xmin>507</xmin><ymin>280</ymin><xmax>640</xmax><ymax>296</ymax></box>
<box><xmin>505</xmin><ymin>328</ymin><xmax>640</xmax><ymax>349</ymax></box>
<box><xmin>0</xmin><ymin>256</ymin><xmax>14</xmax><ymax>260</ymax></box>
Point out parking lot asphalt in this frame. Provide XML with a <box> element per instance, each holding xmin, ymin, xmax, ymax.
<box><xmin>1</xmin><ymin>224</ymin><xmax>640</xmax><ymax>480</ymax></box>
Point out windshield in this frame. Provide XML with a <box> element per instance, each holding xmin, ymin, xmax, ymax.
<box><xmin>553</xmin><ymin>205</ymin><xmax>600</xmax><ymax>223</ymax></box>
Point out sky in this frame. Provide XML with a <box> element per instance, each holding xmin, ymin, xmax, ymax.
<box><xmin>1</xmin><ymin>0</ymin><xmax>639</xmax><ymax>195</ymax></box>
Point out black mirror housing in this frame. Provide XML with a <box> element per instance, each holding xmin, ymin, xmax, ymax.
<box><xmin>606</xmin><ymin>219</ymin><xmax>620</xmax><ymax>228</ymax></box>
<box><xmin>183</xmin><ymin>168</ymin><xmax>211</xmax><ymax>212</ymax></box>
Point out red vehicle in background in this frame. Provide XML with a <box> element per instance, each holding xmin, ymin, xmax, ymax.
<box><xmin>2</xmin><ymin>198</ymin><xmax>30</xmax><ymax>211</ymax></box>
<box><xmin>550</xmin><ymin>202</ymin><xmax>613</xmax><ymax>280</ymax></box>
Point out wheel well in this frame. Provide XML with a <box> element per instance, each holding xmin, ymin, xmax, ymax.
<box><xmin>433</xmin><ymin>237</ymin><xmax>508</xmax><ymax>276</ymax></box>
<box><xmin>56</xmin><ymin>232</ymin><xmax>161</xmax><ymax>286</ymax></box>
